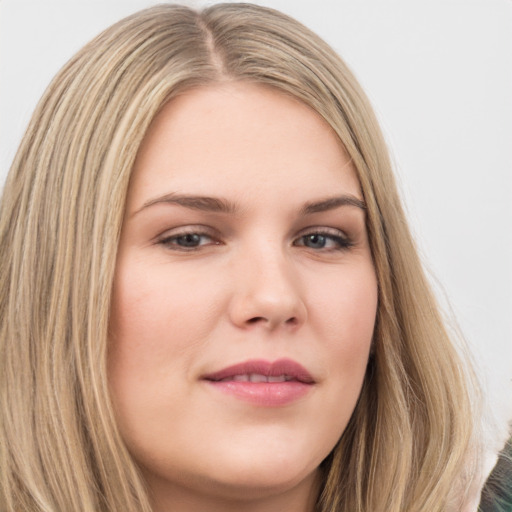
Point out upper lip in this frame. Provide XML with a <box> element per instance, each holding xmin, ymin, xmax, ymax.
<box><xmin>202</xmin><ymin>358</ymin><xmax>315</xmax><ymax>384</ymax></box>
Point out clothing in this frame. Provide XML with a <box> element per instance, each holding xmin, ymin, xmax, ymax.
<box><xmin>478</xmin><ymin>436</ymin><xmax>512</xmax><ymax>512</ymax></box>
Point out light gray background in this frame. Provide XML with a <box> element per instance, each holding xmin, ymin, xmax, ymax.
<box><xmin>1</xmin><ymin>1</ymin><xmax>511</xmax><ymax>435</ymax></box>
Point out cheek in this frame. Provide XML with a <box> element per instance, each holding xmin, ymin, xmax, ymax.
<box><xmin>110</xmin><ymin>260</ymin><xmax>220</xmax><ymax>357</ymax></box>
<box><xmin>108</xmin><ymin>263</ymin><xmax>192</xmax><ymax>402</ymax></box>
<box><xmin>107</xmin><ymin>260</ymin><xmax>223</xmax><ymax>448</ymax></box>
<box><xmin>312</xmin><ymin>261</ymin><xmax>377</xmax><ymax>346</ymax></box>
<box><xmin>309</xmin><ymin>262</ymin><xmax>377</xmax><ymax>405</ymax></box>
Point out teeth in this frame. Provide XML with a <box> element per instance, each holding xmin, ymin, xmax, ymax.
<box><xmin>268</xmin><ymin>375</ymin><xmax>287</xmax><ymax>383</ymax></box>
<box><xmin>232</xmin><ymin>375</ymin><xmax>249</xmax><ymax>382</ymax></box>
<box><xmin>249</xmin><ymin>374</ymin><xmax>268</xmax><ymax>383</ymax></box>
<box><xmin>221</xmin><ymin>374</ymin><xmax>292</xmax><ymax>383</ymax></box>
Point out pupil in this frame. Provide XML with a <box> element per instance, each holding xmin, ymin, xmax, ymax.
<box><xmin>178</xmin><ymin>234</ymin><xmax>201</xmax><ymax>247</ymax></box>
<box><xmin>307</xmin><ymin>234</ymin><xmax>325</xmax><ymax>248</ymax></box>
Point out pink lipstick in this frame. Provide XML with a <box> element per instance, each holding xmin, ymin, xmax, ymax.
<box><xmin>202</xmin><ymin>358</ymin><xmax>315</xmax><ymax>407</ymax></box>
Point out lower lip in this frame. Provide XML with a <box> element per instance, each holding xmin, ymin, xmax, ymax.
<box><xmin>204</xmin><ymin>380</ymin><xmax>312</xmax><ymax>407</ymax></box>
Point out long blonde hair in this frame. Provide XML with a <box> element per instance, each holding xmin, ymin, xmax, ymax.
<box><xmin>0</xmin><ymin>4</ymin><xmax>481</xmax><ymax>511</ymax></box>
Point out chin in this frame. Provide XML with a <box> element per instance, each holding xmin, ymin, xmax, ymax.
<box><xmin>208</xmin><ymin>433</ymin><xmax>321</xmax><ymax>479</ymax></box>
<box><xmin>185</xmin><ymin>464</ymin><xmax>321</xmax><ymax>504</ymax></box>
<box><xmin>140</xmin><ymin>442</ymin><xmax>324</xmax><ymax>505</ymax></box>
<box><xmin>220</xmin><ymin>463</ymin><xmax>313</xmax><ymax>491</ymax></box>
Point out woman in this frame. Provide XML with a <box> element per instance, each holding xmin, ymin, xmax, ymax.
<box><xmin>0</xmin><ymin>4</ymin><xmax>482</xmax><ymax>511</ymax></box>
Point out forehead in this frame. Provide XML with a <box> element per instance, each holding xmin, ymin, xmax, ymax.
<box><xmin>127</xmin><ymin>82</ymin><xmax>361</xmax><ymax>211</ymax></box>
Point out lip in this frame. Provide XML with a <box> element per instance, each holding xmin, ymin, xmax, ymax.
<box><xmin>202</xmin><ymin>358</ymin><xmax>315</xmax><ymax>407</ymax></box>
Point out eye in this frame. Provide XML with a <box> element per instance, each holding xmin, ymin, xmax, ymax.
<box><xmin>157</xmin><ymin>230</ymin><xmax>219</xmax><ymax>251</ymax></box>
<box><xmin>294</xmin><ymin>230</ymin><xmax>352</xmax><ymax>251</ymax></box>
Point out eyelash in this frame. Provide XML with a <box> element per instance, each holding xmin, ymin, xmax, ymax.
<box><xmin>293</xmin><ymin>230</ymin><xmax>353</xmax><ymax>251</ymax></box>
<box><xmin>156</xmin><ymin>227</ymin><xmax>353</xmax><ymax>252</ymax></box>
<box><xmin>157</xmin><ymin>230</ymin><xmax>218</xmax><ymax>251</ymax></box>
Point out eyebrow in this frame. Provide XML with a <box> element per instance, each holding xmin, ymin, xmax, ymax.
<box><xmin>133</xmin><ymin>193</ymin><xmax>238</xmax><ymax>216</ymax></box>
<box><xmin>300</xmin><ymin>195</ymin><xmax>366</xmax><ymax>215</ymax></box>
<box><xmin>133</xmin><ymin>192</ymin><xmax>366</xmax><ymax>217</ymax></box>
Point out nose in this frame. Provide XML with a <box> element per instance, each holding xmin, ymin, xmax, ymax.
<box><xmin>228</xmin><ymin>247</ymin><xmax>307</xmax><ymax>331</ymax></box>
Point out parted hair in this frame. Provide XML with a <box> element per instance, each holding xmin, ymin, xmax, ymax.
<box><xmin>0</xmin><ymin>3</ymin><xmax>481</xmax><ymax>511</ymax></box>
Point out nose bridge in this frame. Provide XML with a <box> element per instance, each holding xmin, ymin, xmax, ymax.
<box><xmin>229</xmin><ymin>238</ymin><xmax>306</xmax><ymax>330</ymax></box>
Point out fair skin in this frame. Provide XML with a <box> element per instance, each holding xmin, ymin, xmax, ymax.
<box><xmin>109</xmin><ymin>82</ymin><xmax>378</xmax><ymax>512</ymax></box>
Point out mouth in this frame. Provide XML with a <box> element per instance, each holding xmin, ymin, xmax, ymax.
<box><xmin>202</xmin><ymin>358</ymin><xmax>315</xmax><ymax>407</ymax></box>
<box><xmin>215</xmin><ymin>374</ymin><xmax>299</xmax><ymax>383</ymax></box>
<box><xmin>203</xmin><ymin>358</ymin><xmax>315</xmax><ymax>383</ymax></box>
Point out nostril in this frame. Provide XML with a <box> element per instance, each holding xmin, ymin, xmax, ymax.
<box><xmin>247</xmin><ymin>317</ymin><xmax>265</xmax><ymax>324</ymax></box>
<box><xmin>245</xmin><ymin>316</ymin><xmax>299</xmax><ymax>326</ymax></box>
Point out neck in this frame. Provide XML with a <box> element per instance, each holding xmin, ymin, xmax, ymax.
<box><xmin>149</xmin><ymin>470</ymin><xmax>322</xmax><ymax>512</ymax></box>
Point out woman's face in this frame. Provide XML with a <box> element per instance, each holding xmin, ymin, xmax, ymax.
<box><xmin>109</xmin><ymin>83</ymin><xmax>377</xmax><ymax>508</ymax></box>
